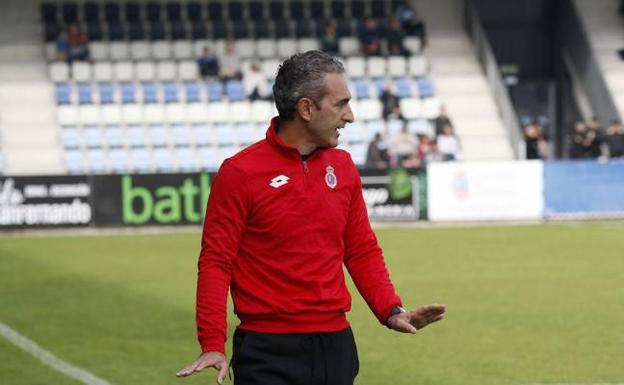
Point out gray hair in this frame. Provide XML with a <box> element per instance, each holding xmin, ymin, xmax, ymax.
<box><xmin>272</xmin><ymin>50</ymin><xmax>345</xmax><ymax>120</ymax></box>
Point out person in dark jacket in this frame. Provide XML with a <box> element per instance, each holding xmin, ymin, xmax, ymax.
<box><xmin>176</xmin><ymin>50</ymin><xmax>446</xmax><ymax>385</ymax></box>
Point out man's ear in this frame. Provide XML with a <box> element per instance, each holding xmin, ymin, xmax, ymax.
<box><xmin>296</xmin><ymin>98</ymin><xmax>314</xmax><ymax>122</ymax></box>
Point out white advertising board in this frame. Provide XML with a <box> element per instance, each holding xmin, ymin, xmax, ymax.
<box><xmin>428</xmin><ymin>161</ymin><xmax>544</xmax><ymax>222</ymax></box>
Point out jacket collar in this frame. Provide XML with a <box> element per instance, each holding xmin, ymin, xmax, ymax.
<box><xmin>266</xmin><ymin>116</ymin><xmax>325</xmax><ymax>161</ymax></box>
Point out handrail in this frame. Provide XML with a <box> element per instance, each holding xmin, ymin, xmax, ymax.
<box><xmin>464</xmin><ymin>1</ymin><xmax>524</xmax><ymax>159</ymax></box>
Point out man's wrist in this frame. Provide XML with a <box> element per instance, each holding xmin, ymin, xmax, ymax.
<box><xmin>386</xmin><ymin>305</ymin><xmax>406</xmax><ymax>325</ymax></box>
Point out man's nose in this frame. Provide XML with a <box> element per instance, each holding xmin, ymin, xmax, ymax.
<box><xmin>344</xmin><ymin>104</ymin><xmax>355</xmax><ymax>123</ymax></box>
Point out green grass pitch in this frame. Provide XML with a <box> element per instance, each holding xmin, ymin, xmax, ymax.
<box><xmin>1</xmin><ymin>221</ymin><xmax>623</xmax><ymax>385</ymax></box>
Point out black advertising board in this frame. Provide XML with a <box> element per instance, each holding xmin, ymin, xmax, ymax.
<box><xmin>0</xmin><ymin>175</ymin><xmax>92</xmax><ymax>228</ymax></box>
<box><xmin>92</xmin><ymin>173</ymin><xmax>212</xmax><ymax>227</ymax></box>
<box><xmin>359</xmin><ymin>168</ymin><xmax>426</xmax><ymax>221</ymax></box>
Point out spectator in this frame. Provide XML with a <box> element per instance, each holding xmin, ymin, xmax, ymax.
<box><xmin>379</xmin><ymin>81</ymin><xmax>403</xmax><ymax>122</ymax></box>
<box><xmin>570</xmin><ymin>120</ymin><xmax>590</xmax><ymax>159</ymax></box>
<box><xmin>416</xmin><ymin>133</ymin><xmax>436</xmax><ymax>165</ymax></box>
<box><xmin>389</xmin><ymin>124</ymin><xmax>418</xmax><ymax>167</ymax></box>
<box><xmin>365</xmin><ymin>133</ymin><xmax>389</xmax><ymax>169</ymax></box>
<box><xmin>387</xmin><ymin>17</ymin><xmax>410</xmax><ymax>56</ymax></box>
<box><xmin>197</xmin><ymin>47</ymin><xmax>220</xmax><ymax>79</ymax></box>
<box><xmin>606</xmin><ymin>120</ymin><xmax>624</xmax><ymax>158</ymax></box>
<box><xmin>587</xmin><ymin>116</ymin><xmax>604</xmax><ymax>158</ymax></box>
<box><xmin>524</xmin><ymin>121</ymin><xmax>548</xmax><ymax>160</ymax></box>
<box><xmin>243</xmin><ymin>62</ymin><xmax>270</xmax><ymax>101</ymax></box>
<box><xmin>436</xmin><ymin>125</ymin><xmax>461</xmax><ymax>161</ymax></box>
<box><xmin>219</xmin><ymin>40</ymin><xmax>242</xmax><ymax>81</ymax></box>
<box><xmin>55</xmin><ymin>31</ymin><xmax>70</xmax><ymax>62</ymax></box>
<box><xmin>394</xmin><ymin>0</ymin><xmax>427</xmax><ymax>47</ymax></box>
<box><xmin>359</xmin><ymin>18</ymin><xmax>382</xmax><ymax>56</ymax></box>
<box><xmin>67</xmin><ymin>23</ymin><xmax>89</xmax><ymax>62</ymax></box>
<box><xmin>433</xmin><ymin>104</ymin><xmax>453</xmax><ymax>136</ymax></box>
<box><xmin>320</xmin><ymin>21</ymin><xmax>339</xmax><ymax>55</ymax></box>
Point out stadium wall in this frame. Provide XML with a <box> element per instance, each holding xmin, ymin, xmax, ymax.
<box><xmin>1</xmin><ymin>160</ymin><xmax>623</xmax><ymax>229</ymax></box>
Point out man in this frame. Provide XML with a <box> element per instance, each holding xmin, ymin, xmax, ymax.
<box><xmin>176</xmin><ymin>51</ymin><xmax>446</xmax><ymax>385</ymax></box>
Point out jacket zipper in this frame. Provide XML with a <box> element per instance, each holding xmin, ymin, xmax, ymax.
<box><xmin>302</xmin><ymin>160</ymin><xmax>309</xmax><ymax>187</ymax></box>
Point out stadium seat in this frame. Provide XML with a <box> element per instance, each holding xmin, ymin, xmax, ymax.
<box><xmin>114</xmin><ymin>61</ymin><xmax>134</xmax><ymax>81</ymax></box>
<box><xmin>122</xmin><ymin>105</ymin><xmax>143</xmax><ymax>124</ymax></box>
<box><xmin>83</xmin><ymin>126</ymin><xmax>104</xmax><ymax>148</ymax></box>
<box><xmin>399</xmin><ymin>97</ymin><xmax>423</xmax><ymax>119</ymax></box>
<box><xmin>387</xmin><ymin>56</ymin><xmax>408</xmax><ymax>77</ymax></box>
<box><xmin>371</xmin><ymin>0</ymin><xmax>388</xmax><ymax>18</ymax></box>
<box><xmin>61</xmin><ymin>126</ymin><xmax>81</xmax><ymax>149</ymax></box>
<box><xmin>176</xmin><ymin>147</ymin><xmax>198</xmax><ymax>172</ymax></box>
<box><xmin>121</xmin><ymin>82</ymin><xmax>137</xmax><ymax>103</ymax></box>
<box><xmin>86</xmin><ymin>21</ymin><xmax>104</xmax><ymax>41</ymax></box>
<box><xmin>109</xmin><ymin>148</ymin><xmax>130</xmax><ymax>173</ymax></box>
<box><xmin>146</xmin><ymin>2</ymin><xmax>163</xmax><ymax>21</ymax></box>
<box><xmin>261</xmin><ymin>59</ymin><xmax>280</xmax><ymax>79</ymax></box>
<box><xmin>171</xmin><ymin>124</ymin><xmax>193</xmax><ymax>146</ymax></box>
<box><xmin>409</xmin><ymin>55</ymin><xmax>428</xmax><ymax>77</ymax></box>
<box><xmin>173</xmin><ymin>41</ymin><xmax>193</xmax><ymax>59</ymax></box>
<box><xmin>104</xmin><ymin>2</ymin><xmax>121</xmax><ymax>22</ymax></box>
<box><xmin>188</xmin><ymin>104</ymin><xmax>208</xmax><ymax>123</ymax></box>
<box><xmin>235</xmin><ymin>39</ymin><xmax>256</xmax><ymax>59</ymax></box>
<box><xmin>79</xmin><ymin>105</ymin><xmax>100</xmax><ymax>125</ymax></box>
<box><xmin>190</xmin><ymin>21</ymin><xmax>208</xmax><ymax>39</ymax></box>
<box><xmin>152</xmin><ymin>41</ymin><xmax>172</xmax><ymax>60</ymax></box>
<box><xmin>143</xmin><ymin>104</ymin><xmax>166</xmax><ymax>125</ymax></box>
<box><xmin>228</xmin><ymin>1</ymin><xmax>244</xmax><ymax>20</ymax></box>
<box><xmin>86</xmin><ymin>148</ymin><xmax>108</xmax><ymax>174</ymax></box>
<box><xmin>64</xmin><ymin>149</ymin><xmax>85</xmax><ymax>174</ymax></box>
<box><xmin>61</xmin><ymin>2</ymin><xmax>78</xmax><ymax>24</ymax></box>
<box><xmin>130</xmin><ymin>41</ymin><xmax>151</xmax><ymax>60</ymax></box>
<box><xmin>153</xmin><ymin>147</ymin><xmax>176</xmax><ymax>172</ymax></box>
<box><xmin>148</xmin><ymin>21</ymin><xmax>167</xmax><ymax>40</ymax></box>
<box><xmin>186</xmin><ymin>2</ymin><xmax>203</xmax><ymax>21</ymax></box>
<box><xmin>193</xmin><ymin>124</ymin><xmax>214</xmax><ymax>146</ymax></box>
<box><xmin>256</xmin><ymin>39</ymin><xmax>277</xmax><ymax>59</ymax></box>
<box><xmin>277</xmin><ymin>39</ymin><xmax>298</xmax><ymax>58</ymax></box>
<box><xmin>41</xmin><ymin>2</ymin><xmax>58</xmax><ymax>23</ymax></box>
<box><xmin>237</xmin><ymin>123</ymin><xmax>258</xmax><ymax>145</ymax></box>
<box><xmin>225</xmin><ymin>80</ymin><xmax>245</xmax><ymax>101</ymax></box>
<box><xmin>128</xmin><ymin>22</ymin><xmax>146</xmax><ymax>41</ymax></box>
<box><xmin>157</xmin><ymin>61</ymin><xmax>177</xmax><ymax>81</ymax></box>
<box><xmin>404</xmin><ymin>37</ymin><xmax>422</xmax><ymax>54</ymax></box>
<box><xmin>249</xmin><ymin>1</ymin><xmax>265</xmax><ymax>19</ymax></box>
<box><xmin>331</xmin><ymin>0</ymin><xmax>346</xmax><ymax>18</ymax></box>
<box><xmin>216</xmin><ymin>123</ymin><xmax>234</xmax><ymax>145</ymax></box>
<box><xmin>178</xmin><ymin>60</ymin><xmax>199</xmax><ymax>81</ymax></box>
<box><xmin>354</xmin><ymin>99</ymin><xmax>382</xmax><ymax>121</ymax></box>
<box><xmin>184</xmin><ymin>81</ymin><xmax>202</xmax><ymax>103</ymax></box>
<box><xmin>98</xmin><ymin>82</ymin><xmax>115</xmax><ymax>104</ymax></box>
<box><xmin>163</xmin><ymin>82</ymin><xmax>180</xmax><ymax>103</ymax></box>
<box><xmin>274</xmin><ymin>20</ymin><xmax>293</xmax><ymax>39</ymax></box>
<box><xmin>354</xmin><ymin>79</ymin><xmax>373</xmax><ymax>99</ymax></box>
<box><xmin>72</xmin><ymin>62</ymin><xmax>92</xmax><ymax>82</ymax></box>
<box><xmin>395</xmin><ymin>77</ymin><xmax>415</xmax><ymax>98</ymax></box>
<box><xmin>125</xmin><ymin>2</ymin><xmax>141</xmax><ymax>22</ymax></box>
<box><xmin>109</xmin><ymin>42</ymin><xmax>130</xmax><ymax>60</ymax></box>
<box><xmin>165</xmin><ymin>103</ymin><xmax>187</xmax><ymax>123</ymax></box>
<box><xmin>50</xmin><ymin>62</ymin><xmax>70</xmax><ymax>82</ymax></box>
<box><xmin>207</xmin><ymin>101</ymin><xmax>230</xmax><ymax>123</ymax></box>
<box><xmin>77</xmin><ymin>83</ymin><xmax>94</xmax><ymax>105</ymax></box>
<box><xmin>229</xmin><ymin>101</ymin><xmax>251</xmax><ymax>123</ymax></box>
<box><xmin>421</xmin><ymin>97</ymin><xmax>442</xmax><ymax>119</ymax></box>
<box><xmin>339</xmin><ymin>37</ymin><xmax>360</xmax><ymax>57</ymax></box>
<box><xmin>57</xmin><ymin>105</ymin><xmax>79</xmax><ymax>126</ymax></box>
<box><xmin>351</xmin><ymin>0</ymin><xmax>366</xmax><ymax>18</ymax></box>
<box><xmin>290</xmin><ymin>0</ymin><xmax>304</xmax><ymax>19</ymax></box>
<box><xmin>212</xmin><ymin>20</ymin><xmax>229</xmax><ymax>39</ymax></box>
<box><xmin>55</xmin><ymin>83</ymin><xmax>72</xmax><ymax>105</ymax></box>
<box><xmin>252</xmin><ymin>20</ymin><xmax>271</xmax><ymax>39</ymax></box>
<box><xmin>417</xmin><ymin>77</ymin><xmax>434</xmax><ymax>98</ymax></box>
<box><xmin>100</xmin><ymin>105</ymin><xmax>122</xmax><ymax>125</ymax></box>
<box><xmin>250</xmin><ymin>100</ymin><xmax>272</xmax><ymax>123</ymax></box>
<box><xmin>147</xmin><ymin>124</ymin><xmax>169</xmax><ymax>147</ymax></box>
<box><xmin>129</xmin><ymin>148</ymin><xmax>153</xmax><ymax>173</ymax></box>
<box><xmin>106</xmin><ymin>20</ymin><xmax>125</xmax><ymax>41</ymax></box>
<box><xmin>269</xmin><ymin>0</ymin><xmax>285</xmax><ymax>19</ymax></box>
<box><xmin>93</xmin><ymin>62</ymin><xmax>113</xmax><ymax>82</ymax></box>
<box><xmin>294</xmin><ymin>19</ymin><xmax>315</xmax><ymax>38</ymax></box>
<box><xmin>127</xmin><ymin>125</ymin><xmax>147</xmax><ymax>147</ymax></box>
<box><xmin>206</xmin><ymin>81</ymin><xmax>224</xmax><ymax>102</ymax></box>
<box><xmin>309</xmin><ymin>0</ymin><xmax>325</xmax><ymax>18</ymax></box>
<box><xmin>141</xmin><ymin>82</ymin><xmax>159</xmax><ymax>103</ymax></box>
<box><xmin>297</xmin><ymin>38</ymin><xmax>320</xmax><ymax>52</ymax></box>
<box><xmin>345</xmin><ymin>56</ymin><xmax>366</xmax><ymax>78</ymax></box>
<box><xmin>197</xmin><ymin>146</ymin><xmax>218</xmax><ymax>170</ymax></box>
<box><xmin>367</xmin><ymin>57</ymin><xmax>386</xmax><ymax>78</ymax></box>
<box><xmin>166</xmin><ymin>2</ymin><xmax>182</xmax><ymax>21</ymax></box>
<box><xmin>135</xmin><ymin>61</ymin><xmax>156</xmax><ymax>81</ymax></box>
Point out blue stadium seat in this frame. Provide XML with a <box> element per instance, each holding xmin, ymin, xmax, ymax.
<box><xmin>78</xmin><ymin>83</ymin><xmax>93</xmax><ymax>104</ymax></box>
<box><xmin>198</xmin><ymin>146</ymin><xmax>218</xmax><ymax>170</ymax></box>
<box><xmin>166</xmin><ymin>2</ymin><xmax>182</xmax><ymax>21</ymax></box>
<box><xmin>104</xmin><ymin>126</ymin><xmax>124</xmax><ymax>148</ymax></box>
<box><xmin>417</xmin><ymin>77</ymin><xmax>434</xmax><ymax>98</ymax></box>
<box><xmin>148</xmin><ymin>21</ymin><xmax>167</xmax><ymax>40</ymax></box>
<box><xmin>185</xmin><ymin>82</ymin><xmax>201</xmax><ymax>103</ymax></box>
<box><xmin>61</xmin><ymin>126</ymin><xmax>81</xmax><ymax>149</ymax></box>
<box><xmin>374</xmin><ymin>78</ymin><xmax>386</xmax><ymax>96</ymax></box>
<box><xmin>186</xmin><ymin>2</ymin><xmax>203</xmax><ymax>21</ymax></box>
<box><xmin>107</xmin><ymin>20</ymin><xmax>125</xmax><ymax>41</ymax></box>
<box><xmin>207</xmin><ymin>2</ymin><xmax>224</xmax><ymax>21</ymax></box>
<box><xmin>191</xmin><ymin>21</ymin><xmax>207</xmax><ymax>39</ymax></box>
<box><xmin>290</xmin><ymin>1</ymin><xmax>304</xmax><ymax>19</ymax></box>
<box><xmin>225</xmin><ymin>80</ymin><xmax>244</xmax><ymax>101</ymax></box>
<box><xmin>83</xmin><ymin>126</ymin><xmax>104</xmax><ymax>148</ymax></box>
<box><xmin>128</xmin><ymin>22</ymin><xmax>146</xmax><ymax>40</ymax></box>
<box><xmin>86</xmin><ymin>21</ymin><xmax>104</xmax><ymax>41</ymax></box>
<box><xmin>104</xmin><ymin>2</ymin><xmax>121</xmax><ymax>21</ymax></box>
<box><xmin>109</xmin><ymin>148</ymin><xmax>130</xmax><ymax>173</ymax></box>
<box><xmin>62</xmin><ymin>2</ymin><xmax>79</xmax><ymax>24</ymax></box>
<box><xmin>193</xmin><ymin>124</ymin><xmax>213</xmax><ymax>146</ymax></box>
<box><xmin>170</xmin><ymin>20</ymin><xmax>187</xmax><ymax>40</ymax></box>
<box><xmin>84</xmin><ymin>2</ymin><xmax>100</xmax><ymax>21</ymax></box>
<box><xmin>120</xmin><ymin>82</ymin><xmax>136</xmax><ymax>104</ymax></box>
<box><xmin>354</xmin><ymin>79</ymin><xmax>371</xmax><ymax>99</ymax></box>
<box><xmin>64</xmin><ymin>149</ymin><xmax>85</xmax><ymax>174</ymax></box>
<box><xmin>124</xmin><ymin>2</ymin><xmax>141</xmax><ymax>22</ymax></box>
<box><xmin>146</xmin><ymin>1</ymin><xmax>162</xmax><ymax>21</ymax></box>
<box><xmin>395</xmin><ymin>77</ymin><xmax>412</xmax><ymax>98</ymax></box>
<box><xmin>172</xmin><ymin>124</ymin><xmax>192</xmax><ymax>146</ymax></box>
<box><xmin>142</xmin><ymin>82</ymin><xmax>159</xmax><ymax>103</ymax></box>
<box><xmin>41</xmin><ymin>3</ymin><xmax>58</xmax><ymax>23</ymax></box>
<box><xmin>98</xmin><ymin>82</ymin><xmax>115</xmax><ymax>104</ymax></box>
<box><xmin>237</xmin><ymin>123</ymin><xmax>257</xmax><ymax>145</ymax></box>
<box><xmin>207</xmin><ymin>81</ymin><xmax>224</xmax><ymax>102</ymax></box>
<box><xmin>228</xmin><ymin>1</ymin><xmax>244</xmax><ymax>20</ymax></box>
<box><xmin>148</xmin><ymin>125</ymin><xmax>168</xmax><ymax>147</ymax></box>
<box><xmin>175</xmin><ymin>147</ymin><xmax>197</xmax><ymax>172</ymax></box>
<box><xmin>55</xmin><ymin>83</ymin><xmax>72</xmax><ymax>105</ymax></box>
<box><xmin>127</xmin><ymin>126</ymin><xmax>147</xmax><ymax>148</ymax></box>
<box><xmin>130</xmin><ymin>148</ymin><xmax>152</xmax><ymax>173</ymax></box>
<box><xmin>269</xmin><ymin>1</ymin><xmax>285</xmax><ymax>19</ymax></box>
<box><xmin>86</xmin><ymin>148</ymin><xmax>108</xmax><ymax>174</ymax></box>
<box><xmin>163</xmin><ymin>82</ymin><xmax>179</xmax><ymax>103</ymax></box>
<box><xmin>216</xmin><ymin>124</ymin><xmax>233</xmax><ymax>145</ymax></box>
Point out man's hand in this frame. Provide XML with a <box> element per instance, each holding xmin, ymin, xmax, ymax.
<box><xmin>387</xmin><ymin>304</ymin><xmax>446</xmax><ymax>334</ymax></box>
<box><xmin>176</xmin><ymin>351</ymin><xmax>228</xmax><ymax>384</ymax></box>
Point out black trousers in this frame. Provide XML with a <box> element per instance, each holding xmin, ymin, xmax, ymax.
<box><xmin>232</xmin><ymin>327</ymin><xmax>359</xmax><ymax>385</ymax></box>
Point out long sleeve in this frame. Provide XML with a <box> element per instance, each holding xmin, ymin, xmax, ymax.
<box><xmin>196</xmin><ymin>161</ymin><xmax>250</xmax><ymax>353</ymax></box>
<box><xmin>343</xmin><ymin>163</ymin><xmax>402</xmax><ymax>325</ymax></box>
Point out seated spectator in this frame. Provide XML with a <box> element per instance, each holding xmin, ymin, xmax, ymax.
<box><xmin>320</xmin><ymin>21</ymin><xmax>339</xmax><ymax>55</ymax></box>
<box><xmin>379</xmin><ymin>81</ymin><xmax>403</xmax><ymax>122</ymax></box>
<box><xmin>395</xmin><ymin>0</ymin><xmax>427</xmax><ymax>47</ymax></box>
<box><xmin>433</xmin><ymin>104</ymin><xmax>453</xmax><ymax>136</ymax></box>
<box><xmin>359</xmin><ymin>18</ymin><xmax>382</xmax><ymax>56</ymax></box>
<box><xmin>570</xmin><ymin>120</ymin><xmax>591</xmax><ymax>159</ymax></box>
<box><xmin>219</xmin><ymin>39</ymin><xmax>242</xmax><ymax>81</ymax></box>
<box><xmin>67</xmin><ymin>23</ymin><xmax>89</xmax><ymax>62</ymax></box>
<box><xmin>606</xmin><ymin>120</ymin><xmax>624</xmax><ymax>158</ymax></box>
<box><xmin>56</xmin><ymin>31</ymin><xmax>70</xmax><ymax>62</ymax></box>
<box><xmin>389</xmin><ymin>125</ymin><xmax>418</xmax><ymax>167</ymax></box>
<box><xmin>436</xmin><ymin>125</ymin><xmax>461</xmax><ymax>161</ymax></box>
<box><xmin>243</xmin><ymin>62</ymin><xmax>270</xmax><ymax>101</ymax></box>
<box><xmin>387</xmin><ymin>17</ymin><xmax>410</xmax><ymax>56</ymax></box>
<box><xmin>587</xmin><ymin>116</ymin><xmax>605</xmax><ymax>158</ymax></box>
<box><xmin>365</xmin><ymin>133</ymin><xmax>390</xmax><ymax>169</ymax></box>
<box><xmin>416</xmin><ymin>133</ymin><xmax>436</xmax><ymax>165</ymax></box>
<box><xmin>197</xmin><ymin>47</ymin><xmax>220</xmax><ymax>79</ymax></box>
<box><xmin>524</xmin><ymin>121</ymin><xmax>548</xmax><ymax>160</ymax></box>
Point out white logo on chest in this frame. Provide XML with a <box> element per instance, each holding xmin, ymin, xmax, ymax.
<box><xmin>269</xmin><ymin>174</ymin><xmax>290</xmax><ymax>188</ymax></box>
<box><xmin>325</xmin><ymin>166</ymin><xmax>337</xmax><ymax>189</ymax></box>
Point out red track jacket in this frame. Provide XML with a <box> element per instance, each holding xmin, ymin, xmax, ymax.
<box><xmin>196</xmin><ymin>117</ymin><xmax>402</xmax><ymax>353</ymax></box>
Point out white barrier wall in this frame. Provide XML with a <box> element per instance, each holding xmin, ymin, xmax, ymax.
<box><xmin>428</xmin><ymin>161</ymin><xmax>544</xmax><ymax>222</ymax></box>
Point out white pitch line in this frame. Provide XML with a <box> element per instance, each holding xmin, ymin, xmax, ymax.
<box><xmin>0</xmin><ymin>321</ymin><xmax>114</xmax><ymax>385</ymax></box>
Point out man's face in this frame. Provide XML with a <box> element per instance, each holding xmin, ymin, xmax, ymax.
<box><xmin>307</xmin><ymin>73</ymin><xmax>354</xmax><ymax>148</ymax></box>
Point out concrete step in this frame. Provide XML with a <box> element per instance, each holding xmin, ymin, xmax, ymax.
<box><xmin>0</xmin><ymin>44</ymin><xmax>44</xmax><ymax>62</ymax></box>
<box><xmin>0</xmin><ymin>82</ymin><xmax>54</xmax><ymax>104</ymax></box>
<box><xmin>2</xmin><ymin>124</ymin><xmax>59</xmax><ymax>146</ymax></box>
<box><xmin>0</xmin><ymin>63</ymin><xmax>47</xmax><ymax>82</ymax></box>
<box><xmin>433</xmin><ymin>74</ymin><xmax>490</xmax><ymax>95</ymax></box>
<box><xmin>3</xmin><ymin>147</ymin><xmax>64</xmax><ymax>175</ymax></box>
<box><xmin>455</xmin><ymin>118</ymin><xmax>507</xmax><ymax>137</ymax></box>
<box><xmin>443</xmin><ymin>96</ymin><xmax>499</xmax><ymax>118</ymax></box>
<box><xmin>0</xmin><ymin>106</ymin><xmax>56</xmax><ymax>124</ymax></box>
<box><xmin>461</xmin><ymin>136</ymin><xmax>514</xmax><ymax>160</ymax></box>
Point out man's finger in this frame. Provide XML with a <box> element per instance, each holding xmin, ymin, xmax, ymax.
<box><xmin>216</xmin><ymin>362</ymin><xmax>228</xmax><ymax>384</ymax></box>
<box><xmin>176</xmin><ymin>362</ymin><xmax>200</xmax><ymax>377</ymax></box>
<box><xmin>396</xmin><ymin>318</ymin><xmax>418</xmax><ymax>333</ymax></box>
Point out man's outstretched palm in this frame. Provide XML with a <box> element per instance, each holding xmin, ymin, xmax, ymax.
<box><xmin>387</xmin><ymin>304</ymin><xmax>447</xmax><ymax>334</ymax></box>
